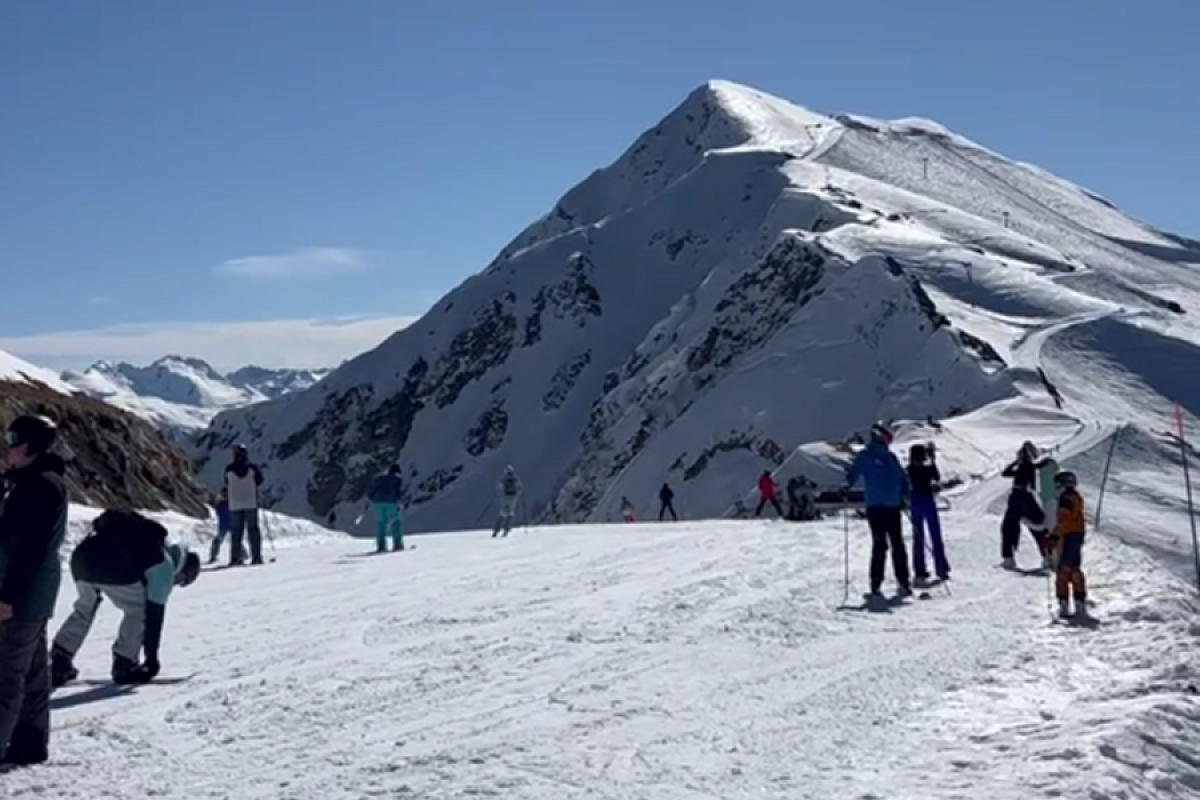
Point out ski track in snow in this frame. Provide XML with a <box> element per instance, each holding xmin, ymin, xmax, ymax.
<box><xmin>10</xmin><ymin>512</ymin><xmax>1199</xmax><ymax>800</ymax></box>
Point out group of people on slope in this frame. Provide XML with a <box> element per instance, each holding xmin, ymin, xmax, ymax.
<box><xmin>844</xmin><ymin>423</ymin><xmax>1089</xmax><ymax>618</ymax></box>
<box><xmin>0</xmin><ymin>415</ymin><xmax>203</xmax><ymax>770</ymax></box>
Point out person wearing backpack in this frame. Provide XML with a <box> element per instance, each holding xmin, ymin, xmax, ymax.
<box><xmin>48</xmin><ymin>510</ymin><xmax>200</xmax><ymax>687</ymax></box>
<box><xmin>492</xmin><ymin>465</ymin><xmax>521</xmax><ymax>537</ymax></box>
<box><xmin>365</xmin><ymin>464</ymin><xmax>405</xmax><ymax>552</ymax></box>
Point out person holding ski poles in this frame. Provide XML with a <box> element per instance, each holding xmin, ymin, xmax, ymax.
<box><xmin>845</xmin><ymin>423</ymin><xmax>912</xmax><ymax>598</ymax></box>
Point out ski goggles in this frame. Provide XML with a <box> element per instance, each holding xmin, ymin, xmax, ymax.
<box><xmin>3</xmin><ymin>430</ymin><xmax>24</xmax><ymax>448</ymax></box>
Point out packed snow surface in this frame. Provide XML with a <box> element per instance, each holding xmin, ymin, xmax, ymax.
<box><xmin>13</xmin><ymin>503</ymin><xmax>1199</xmax><ymax>799</ymax></box>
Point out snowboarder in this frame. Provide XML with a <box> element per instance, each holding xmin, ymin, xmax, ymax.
<box><xmin>365</xmin><ymin>464</ymin><xmax>405</xmax><ymax>552</ymax></box>
<box><xmin>755</xmin><ymin>470</ymin><xmax>784</xmax><ymax>517</ymax></box>
<box><xmin>1048</xmin><ymin>470</ymin><xmax>1088</xmax><ymax>618</ymax></box>
<box><xmin>999</xmin><ymin>441</ymin><xmax>1051</xmax><ymax>569</ymax></box>
<box><xmin>224</xmin><ymin>444</ymin><xmax>265</xmax><ymax>566</ymax></box>
<box><xmin>620</xmin><ymin>496</ymin><xmax>636</xmax><ymax>522</ymax></box>
<box><xmin>0</xmin><ymin>414</ymin><xmax>67</xmax><ymax>769</ymax></box>
<box><xmin>907</xmin><ymin>443</ymin><xmax>950</xmax><ymax>582</ymax></box>
<box><xmin>492</xmin><ymin>465</ymin><xmax>521</xmax><ymax>537</ymax></box>
<box><xmin>845</xmin><ymin>423</ymin><xmax>913</xmax><ymax>597</ymax></box>
<box><xmin>50</xmin><ymin>509</ymin><xmax>200</xmax><ymax>688</ymax></box>
<box><xmin>207</xmin><ymin>489</ymin><xmax>246</xmax><ymax>564</ymax></box>
<box><xmin>658</xmin><ymin>483</ymin><xmax>677</xmax><ymax>521</ymax></box>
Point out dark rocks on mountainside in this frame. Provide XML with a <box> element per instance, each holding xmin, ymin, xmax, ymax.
<box><xmin>464</xmin><ymin>400</ymin><xmax>509</xmax><ymax>456</ymax></box>
<box><xmin>687</xmin><ymin>235</ymin><xmax>831</xmax><ymax>376</ymax></box>
<box><xmin>958</xmin><ymin>330</ymin><xmax>1006</xmax><ymax>366</ymax></box>
<box><xmin>679</xmin><ymin>433</ymin><xmax>787</xmax><ymax>482</ymax></box>
<box><xmin>542</xmin><ymin>350</ymin><xmax>592</xmax><ymax>412</ymax></box>
<box><xmin>0</xmin><ymin>380</ymin><xmax>209</xmax><ymax>517</ymax></box>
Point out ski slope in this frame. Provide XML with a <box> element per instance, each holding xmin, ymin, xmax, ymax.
<box><xmin>11</xmin><ymin>506</ymin><xmax>1199</xmax><ymax>799</ymax></box>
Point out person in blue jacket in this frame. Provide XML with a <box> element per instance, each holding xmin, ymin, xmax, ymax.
<box><xmin>845</xmin><ymin>423</ymin><xmax>913</xmax><ymax>598</ymax></box>
<box><xmin>207</xmin><ymin>489</ymin><xmax>246</xmax><ymax>564</ymax></box>
<box><xmin>48</xmin><ymin>510</ymin><xmax>200</xmax><ymax>686</ymax></box>
<box><xmin>366</xmin><ymin>465</ymin><xmax>405</xmax><ymax>552</ymax></box>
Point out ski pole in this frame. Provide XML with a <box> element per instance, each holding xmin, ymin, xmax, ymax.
<box><xmin>842</xmin><ymin>499</ymin><xmax>850</xmax><ymax>606</ymax></box>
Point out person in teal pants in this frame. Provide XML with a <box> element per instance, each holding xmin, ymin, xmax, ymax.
<box><xmin>366</xmin><ymin>465</ymin><xmax>405</xmax><ymax>552</ymax></box>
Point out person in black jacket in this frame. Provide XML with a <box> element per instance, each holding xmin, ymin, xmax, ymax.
<box><xmin>906</xmin><ymin>443</ymin><xmax>950</xmax><ymax>582</ymax></box>
<box><xmin>658</xmin><ymin>483</ymin><xmax>677</xmax><ymax>521</ymax></box>
<box><xmin>999</xmin><ymin>440</ymin><xmax>1050</xmax><ymax>568</ymax></box>
<box><xmin>0</xmin><ymin>415</ymin><xmax>68</xmax><ymax>768</ymax></box>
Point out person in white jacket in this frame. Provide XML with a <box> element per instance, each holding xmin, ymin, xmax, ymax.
<box><xmin>223</xmin><ymin>445</ymin><xmax>264</xmax><ymax>566</ymax></box>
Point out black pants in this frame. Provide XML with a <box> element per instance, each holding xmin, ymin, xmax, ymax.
<box><xmin>866</xmin><ymin>506</ymin><xmax>910</xmax><ymax>592</ymax></box>
<box><xmin>0</xmin><ymin>619</ymin><xmax>50</xmax><ymax>765</ymax></box>
<box><xmin>1000</xmin><ymin>491</ymin><xmax>1047</xmax><ymax>559</ymax></box>
<box><xmin>755</xmin><ymin>496</ymin><xmax>784</xmax><ymax>517</ymax></box>
<box><xmin>658</xmin><ymin>500</ymin><xmax>677</xmax><ymax>521</ymax></box>
<box><xmin>230</xmin><ymin>508</ymin><xmax>263</xmax><ymax>564</ymax></box>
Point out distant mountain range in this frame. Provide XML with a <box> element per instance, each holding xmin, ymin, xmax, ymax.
<box><xmin>61</xmin><ymin>356</ymin><xmax>330</xmax><ymax>432</ymax></box>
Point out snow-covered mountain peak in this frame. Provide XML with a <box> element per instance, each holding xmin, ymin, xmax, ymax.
<box><xmin>63</xmin><ymin>357</ymin><xmax>330</xmax><ymax>433</ymax></box>
<box><xmin>193</xmin><ymin>80</ymin><xmax>1200</xmax><ymax>542</ymax></box>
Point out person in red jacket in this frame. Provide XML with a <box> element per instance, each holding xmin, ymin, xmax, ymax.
<box><xmin>755</xmin><ymin>470</ymin><xmax>784</xmax><ymax>517</ymax></box>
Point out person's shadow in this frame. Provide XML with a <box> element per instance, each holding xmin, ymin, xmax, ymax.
<box><xmin>50</xmin><ymin>683</ymin><xmax>134</xmax><ymax>710</ymax></box>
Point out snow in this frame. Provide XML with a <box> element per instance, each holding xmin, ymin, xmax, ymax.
<box><xmin>0</xmin><ymin>349</ymin><xmax>75</xmax><ymax>394</ymax></box>
<box><xmin>61</xmin><ymin>357</ymin><xmax>329</xmax><ymax>433</ymax></box>
<box><xmin>12</xmin><ymin>495</ymin><xmax>1198</xmax><ymax>798</ymax></box>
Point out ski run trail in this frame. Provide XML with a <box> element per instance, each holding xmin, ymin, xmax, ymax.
<box><xmin>9</xmin><ymin>484</ymin><xmax>1200</xmax><ymax>799</ymax></box>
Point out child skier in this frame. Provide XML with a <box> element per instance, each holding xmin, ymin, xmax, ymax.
<box><xmin>1048</xmin><ymin>471</ymin><xmax>1088</xmax><ymax>618</ymax></box>
<box><xmin>620</xmin><ymin>496</ymin><xmax>636</xmax><ymax>522</ymax></box>
<box><xmin>906</xmin><ymin>443</ymin><xmax>950</xmax><ymax>582</ymax></box>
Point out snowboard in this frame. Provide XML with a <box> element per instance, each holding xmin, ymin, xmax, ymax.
<box><xmin>73</xmin><ymin>672</ymin><xmax>199</xmax><ymax>688</ymax></box>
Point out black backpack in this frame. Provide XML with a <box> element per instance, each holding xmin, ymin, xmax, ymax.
<box><xmin>72</xmin><ymin>508</ymin><xmax>169</xmax><ymax>586</ymax></box>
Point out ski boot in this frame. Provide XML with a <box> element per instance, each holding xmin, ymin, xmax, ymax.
<box><xmin>111</xmin><ymin>654</ymin><xmax>140</xmax><ymax>685</ymax></box>
<box><xmin>50</xmin><ymin>646</ymin><xmax>78</xmax><ymax>689</ymax></box>
<box><xmin>1057</xmin><ymin>599</ymin><xmax>1072</xmax><ymax>619</ymax></box>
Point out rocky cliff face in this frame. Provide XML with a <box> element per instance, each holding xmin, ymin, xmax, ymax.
<box><xmin>1</xmin><ymin>379</ymin><xmax>210</xmax><ymax>517</ymax></box>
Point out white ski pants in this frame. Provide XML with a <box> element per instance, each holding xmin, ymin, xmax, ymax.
<box><xmin>52</xmin><ymin>581</ymin><xmax>146</xmax><ymax>662</ymax></box>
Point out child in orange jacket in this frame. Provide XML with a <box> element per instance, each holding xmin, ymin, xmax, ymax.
<box><xmin>1049</xmin><ymin>470</ymin><xmax>1088</xmax><ymax>618</ymax></box>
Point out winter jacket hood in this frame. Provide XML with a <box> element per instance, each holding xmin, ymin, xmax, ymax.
<box><xmin>846</xmin><ymin>440</ymin><xmax>909</xmax><ymax>508</ymax></box>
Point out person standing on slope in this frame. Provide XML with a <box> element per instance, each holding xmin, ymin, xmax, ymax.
<box><xmin>755</xmin><ymin>470</ymin><xmax>784</xmax><ymax>517</ymax></box>
<box><xmin>620</xmin><ymin>496</ymin><xmax>636</xmax><ymax>523</ymax></box>
<box><xmin>658</xmin><ymin>483</ymin><xmax>678</xmax><ymax>521</ymax></box>
<box><xmin>493</xmin><ymin>465</ymin><xmax>521</xmax><ymax>537</ymax></box>
<box><xmin>366</xmin><ymin>464</ymin><xmax>405</xmax><ymax>552</ymax></box>
<box><xmin>224</xmin><ymin>444</ymin><xmax>264</xmax><ymax>566</ymax></box>
<box><xmin>906</xmin><ymin>443</ymin><xmax>950</xmax><ymax>583</ymax></box>
<box><xmin>207</xmin><ymin>489</ymin><xmax>246</xmax><ymax>564</ymax></box>
<box><xmin>845</xmin><ymin>423</ymin><xmax>913</xmax><ymax>598</ymax></box>
<box><xmin>1047</xmin><ymin>471</ymin><xmax>1088</xmax><ymax>618</ymax></box>
<box><xmin>0</xmin><ymin>415</ymin><xmax>67</xmax><ymax>769</ymax></box>
<box><xmin>50</xmin><ymin>509</ymin><xmax>200</xmax><ymax>687</ymax></box>
<box><xmin>999</xmin><ymin>441</ymin><xmax>1051</xmax><ymax>569</ymax></box>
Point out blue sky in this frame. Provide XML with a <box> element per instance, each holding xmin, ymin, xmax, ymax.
<box><xmin>1</xmin><ymin>0</ymin><xmax>1195</xmax><ymax>369</ymax></box>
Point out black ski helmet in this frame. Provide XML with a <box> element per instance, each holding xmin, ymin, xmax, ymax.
<box><xmin>5</xmin><ymin>414</ymin><xmax>58</xmax><ymax>454</ymax></box>
<box><xmin>909</xmin><ymin>443</ymin><xmax>927</xmax><ymax>462</ymax></box>
<box><xmin>870</xmin><ymin>422</ymin><xmax>893</xmax><ymax>444</ymax></box>
<box><xmin>1053</xmin><ymin>471</ymin><xmax>1078</xmax><ymax>490</ymax></box>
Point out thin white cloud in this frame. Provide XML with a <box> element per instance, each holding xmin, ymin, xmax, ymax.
<box><xmin>0</xmin><ymin>315</ymin><xmax>418</xmax><ymax>371</ymax></box>
<box><xmin>214</xmin><ymin>247</ymin><xmax>370</xmax><ymax>280</ymax></box>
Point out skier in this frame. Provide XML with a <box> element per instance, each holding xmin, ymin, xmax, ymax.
<box><xmin>999</xmin><ymin>441</ymin><xmax>1051</xmax><ymax>569</ymax></box>
<box><xmin>207</xmin><ymin>489</ymin><xmax>246</xmax><ymax>564</ymax></box>
<box><xmin>365</xmin><ymin>464</ymin><xmax>405</xmax><ymax>552</ymax></box>
<box><xmin>845</xmin><ymin>423</ymin><xmax>913</xmax><ymax>598</ymax></box>
<box><xmin>907</xmin><ymin>443</ymin><xmax>950</xmax><ymax>582</ymax></box>
<box><xmin>0</xmin><ymin>415</ymin><xmax>67</xmax><ymax>768</ymax></box>
<box><xmin>50</xmin><ymin>509</ymin><xmax>201</xmax><ymax>687</ymax></box>
<box><xmin>658</xmin><ymin>483</ymin><xmax>677</xmax><ymax>521</ymax></box>
<box><xmin>755</xmin><ymin>470</ymin><xmax>784</xmax><ymax>517</ymax></box>
<box><xmin>1048</xmin><ymin>470</ymin><xmax>1088</xmax><ymax>618</ymax></box>
<box><xmin>224</xmin><ymin>444</ymin><xmax>265</xmax><ymax>566</ymax></box>
<box><xmin>492</xmin><ymin>465</ymin><xmax>521</xmax><ymax>537</ymax></box>
<box><xmin>620</xmin><ymin>496</ymin><xmax>636</xmax><ymax>522</ymax></box>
